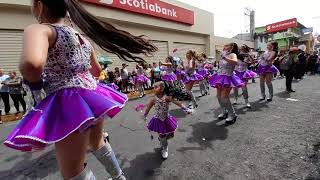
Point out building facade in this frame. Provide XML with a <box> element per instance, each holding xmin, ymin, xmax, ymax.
<box><xmin>254</xmin><ymin>18</ymin><xmax>314</xmax><ymax>53</ymax></box>
<box><xmin>0</xmin><ymin>0</ymin><xmax>253</xmax><ymax>72</ymax></box>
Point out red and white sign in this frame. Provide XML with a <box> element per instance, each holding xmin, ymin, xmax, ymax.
<box><xmin>266</xmin><ymin>18</ymin><xmax>297</xmax><ymax>33</ymax></box>
<box><xmin>81</xmin><ymin>0</ymin><xmax>194</xmax><ymax>25</ymax></box>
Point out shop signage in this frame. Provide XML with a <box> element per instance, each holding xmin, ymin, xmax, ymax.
<box><xmin>266</xmin><ymin>18</ymin><xmax>297</xmax><ymax>33</ymax></box>
<box><xmin>82</xmin><ymin>0</ymin><xmax>194</xmax><ymax>25</ymax></box>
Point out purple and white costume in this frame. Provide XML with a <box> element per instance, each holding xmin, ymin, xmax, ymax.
<box><xmin>183</xmin><ymin>60</ymin><xmax>204</xmax><ymax>84</ymax></box>
<box><xmin>257</xmin><ymin>51</ymin><xmax>279</xmax><ymax>75</ymax></box>
<box><xmin>196</xmin><ymin>61</ymin><xmax>210</xmax><ymax>78</ymax></box>
<box><xmin>209</xmin><ymin>53</ymin><xmax>244</xmax><ymax>88</ymax></box>
<box><xmin>234</xmin><ymin>57</ymin><xmax>257</xmax><ymax>82</ymax></box>
<box><xmin>161</xmin><ymin>66</ymin><xmax>177</xmax><ymax>81</ymax></box>
<box><xmin>147</xmin><ymin>96</ymin><xmax>178</xmax><ymax>135</ymax></box>
<box><xmin>4</xmin><ymin>25</ymin><xmax>127</xmax><ymax>151</ymax></box>
<box><xmin>134</xmin><ymin>67</ymin><xmax>148</xmax><ymax>84</ymax></box>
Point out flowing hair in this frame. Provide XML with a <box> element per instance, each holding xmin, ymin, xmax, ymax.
<box><xmin>38</xmin><ymin>0</ymin><xmax>158</xmax><ymax>62</ymax></box>
<box><xmin>270</xmin><ymin>41</ymin><xmax>279</xmax><ymax>56</ymax></box>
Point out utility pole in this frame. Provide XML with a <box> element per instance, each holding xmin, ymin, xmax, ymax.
<box><xmin>244</xmin><ymin>7</ymin><xmax>255</xmax><ymax>45</ymax></box>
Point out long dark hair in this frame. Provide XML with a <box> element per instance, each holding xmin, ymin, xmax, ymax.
<box><xmin>38</xmin><ymin>0</ymin><xmax>158</xmax><ymax>62</ymax></box>
<box><xmin>166</xmin><ymin>56</ymin><xmax>174</xmax><ymax>64</ymax></box>
<box><xmin>227</xmin><ymin>43</ymin><xmax>239</xmax><ymax>55</ymax></box>
<box><xmin>270</xmin><ymin>41</ymin><xmax>279</xmax><ymax>56</ymax></box>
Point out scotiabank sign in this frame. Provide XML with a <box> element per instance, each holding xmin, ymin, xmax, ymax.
<box><xmin>82</xmin><ymin>0</ymin><xmax>194</xmax><ymax>25</ymax></box>
<box><xmin>266</xmin><ymin>18</ymin><xmax>297</xmax><ymax>33</ymax></box>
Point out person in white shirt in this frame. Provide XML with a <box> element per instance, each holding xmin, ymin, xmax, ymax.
<box><xmin>0</xmin><ymin>69</ymin><xmax>10</xmax><ymax>120</ymax></box>
<box><xmin>120</xmin><ymin>63</ymin><xmax>129</xmax><ymax>93</ymax></box>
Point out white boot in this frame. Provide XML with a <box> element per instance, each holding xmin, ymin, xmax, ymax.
<box><xmin>161</xmin><ymin>146</ymin><xmax>169</xmax><ymax>159</ymax></box>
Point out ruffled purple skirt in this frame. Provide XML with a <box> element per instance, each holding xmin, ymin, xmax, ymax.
<box><xmin>183</xmin><ymin>72</ymin><xmax>204</xmax><ymax>84</ymax></box>
<box><xmin>147</xmin><ymin>115</ymin><xmax>178</xmax><ymax>134</ymax></box>
<box><xmin>162</xmin><ymin>73</ymin><xmax>177</xmax><ymax>81</ymax></box>
<box><xmin>135</xmin><ymin>75</ymin><xmax>149</xmax><ymax>83</ymax></box>
<box><xmin>257</xmin><ymin>65</ymin><xmax>279</xmax><ymax>75</ymax></box>
<box><xmin>4</xmin><ymin>84</ymin><xmax>128</xmax><ymax>151</ymax></box>
<box><xmin>209</xmin><ymin>74</ymin><xmax>244</xmax><ymax>88</ymax></box>
<box><xmin>235</xmin><ymin>70</ymin><xmax>257</xmax><ymax>81</ymax></box>
<box><xmin>197</xmin><ymin>69</ymin><xmax>210</xmax><ymax>77</ymax></box>
<box><xmin>175</xmin><ymin>70</ymin><xmax>186</xmax><ymax>77</ymax></box>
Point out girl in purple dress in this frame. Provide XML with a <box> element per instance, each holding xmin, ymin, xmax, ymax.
<box><xmin>197</xmin><ymin>53</ymin><xmax>210</xmax><ymax>96</ymax></box>
<box><xmin>4</xmin><ymin>0</ymin><xmax>157</xmax><ymax>179</ymax></box>
<box><xmin>183</xmin><ymin>50</ymin><xmax>204</xmax><ymax>109</ymax></box>
<box><xmin>233</xmin><ymin>45</ymin><xmax>257</xmax><ymax>108</ymax></box>
<box><xmin>135</xmin><ymin>63</ymin><xmax>149</xmax><ymax>98</ymax></box>
<box><xmin>257</xmin><ymin>42</ymin><xmax>279</xmax><ymax>101</ymax></box>
<box><xmin>160</xmin><ymin>56</ymin><xmax>177</xmax><ymax>84</ymax></box>
<box><xmin>143</xmin><ymin>81</ymin><xmax>192</xmax><ymax>159</ymax></box>
<box><xmin>209</xmin><ymin>43</ymin><xmax>244</xmax><ymax>125</ymax></box>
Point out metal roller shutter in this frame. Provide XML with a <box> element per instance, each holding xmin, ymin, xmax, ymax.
<box><xmin>0</xmin><ymin>30</ymin><xmax>23</xmax><ymax>73</ymax></box>
<box><xmin>91</xmin><ymin>40</ymin><xmax>168</xmax><ymax>71</ymax></box>
<box><xmin>173</xmin><ymin>43</ymin><xmax>206</xmax><ymax>60</ymax></box>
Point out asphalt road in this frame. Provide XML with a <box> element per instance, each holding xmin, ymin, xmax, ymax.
<box><xmin>0</xmin><ymin>75</ymin><xmax>319</xmax><ymax>180</ymax></box>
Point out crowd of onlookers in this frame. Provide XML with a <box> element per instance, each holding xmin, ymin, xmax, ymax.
<box><xmin>0</xmin><ymin>69</ymin><xmax>27</xmax><ymax>123</ymax></box>
<box><xmin>98</xmin><ymin>62</ymin><xmax>182</xmax><ymax>93</ymax></box>
<box><xmin>273</xmin><ymin>49</ymin><xmax>320</xmax><ymax>79</ymax></box>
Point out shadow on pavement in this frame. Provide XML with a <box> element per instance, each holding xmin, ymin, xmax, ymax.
<box><xmin>0</xmin><ymin>150</ymin><xmax>58</xmax><ymax>180</ymax></box>
<box><xmin>274</xmin><ymin>91</ymin><xmax>291</xmax><ymax>99</ymax></box>
<box><xmin>177</xmin><ymin>120</ymin><xmax>228</xmax><ymax>152</ymax></box>
<box><xmin>169</xmin><ymin>109</ymin><xmax>187</xmax><ymax>119</ymax></box>
<box><xmin>236</xmin><ymin>100</ymin><xmax>269</xmax><ymax>115</ymax></box>
<box><xmin>123</xmin><ymin>149</ymin><xmax>164</xmax><ymax>180</ymax></box>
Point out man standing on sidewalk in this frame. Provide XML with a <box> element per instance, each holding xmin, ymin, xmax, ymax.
<box><xmin>0</xmin><ymin>69</ymin><xmax>10</xmax><ymax>124</ymax></box>
<box><xmin>284</xmin><ymin>51</ymin><xmax>297</xmax><ymax>93</ymax></box>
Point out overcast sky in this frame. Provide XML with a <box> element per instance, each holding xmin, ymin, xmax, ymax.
<box><xmin>177</xmin><ymin>0</ymin><xmax>320</xmax><ymax>37</ymax></box>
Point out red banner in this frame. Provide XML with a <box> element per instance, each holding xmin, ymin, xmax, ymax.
<box><xmin>266</xmin><ymin>18</ymin><xmax>297</xmax><ymax>33</ymax></box>
<box><xmin>81</xmin><ymin>0</ymin><xmax>194</xmax><ymax>25</ymax></box>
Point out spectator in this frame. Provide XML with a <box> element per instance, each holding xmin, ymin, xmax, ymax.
<box><xmin>145</xmin><ymin>64</ymin><xmax>152</xmax><ymax>89</ymax></box>
<box><xmin>0</xmin><ymin>69</ymin><xmax>10</xmax><ymax>123</ymax></box>
<box><xmin>0</xmin><ymin>69</ymin><xmax>10</xmax><ymax>110</ymax></box>
<box><xmin>307</xmin><ymin>51</ymin><xmax>318</xmax><ymax>75</ymax></box>
<box><xmin>98</xmin><ymin>64</ymin><xmax>108</xmax><ymax>83</ymax></box>
<box><xmin>284</xmin><ymin>51</ymin><xmax>297</xmax><ymax>93</ymax></box>
<box><xmin>120</xmin><ymin>63</ymin><xmax>129</xmax><ymax>93</ymax></box>
<box><xmin>4</xmin><ymin>71</ymin><xmax>26</xmax><ymax>114</ymax></box>
<box><xmin>114</xmin><ymin>67</ymin><xmax>122</xmax><ymax>92</ymax></box>
<box><xmin>127</xmin><ymin>72</ymin><xmax>135</xmax><ymax>92</ymax></box>
<box><xmin>152</xmin><ymin>62</ymin><xmax>161</xmax><ymax>83</ymax></box>
<box><xmin>296</xmin><ymin>49</ymin><xmax>307</xmax><ymax>80</ymax></box>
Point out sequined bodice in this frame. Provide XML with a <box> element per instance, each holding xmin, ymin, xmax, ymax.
<box><xmin>196</xmin><ymin>62</ymin><xmax>205</xmax><ymax>70</ymax></box>
<box><xmin>185</xmin><ymin>59</ymin><xmax>196</xmax><ymax>74</ymax></box>
<box><xmin>154</xmin><ymin>96</ymin><xmax>169</xmax><ymax>121</ymax></box>
<box><xmin>259</xmin><ymin>51</ymin><xmax>271</xmax><ymax>66</ymax></box>
<box><xmin>235</xmin><ymin>60</ymin><xmax>248</xmax><ymax>72</ymax></box>
<box><xmin>42</xmin><ymin>25</ymin><xmax>96</xmax><ymax>94</ymax></box>
<box><xmin>163</xmin><ymin>66</ymin><xmax>174</xmax><ymax>74</ymax></box>
<box><xmin>218</xmin><ymin>53</ymin><xmax>235</xmax><ymax>76</ymax></box>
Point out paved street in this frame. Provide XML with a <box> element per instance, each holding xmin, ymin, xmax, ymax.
<box><xmin>0</xmin><ymin>75</ymin><xmax>320</xmax><ymax>180</ymax></box>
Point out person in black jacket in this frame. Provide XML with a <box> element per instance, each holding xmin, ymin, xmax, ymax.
<box><xmin>285</xmin><ymin>51</ymin><xmax>297</xmax><ymax>92</ymax></box>
<box><xmin>295</xmin><ymin>50</ymin><xmax>307</xmax><ymax>80</ymax></box>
